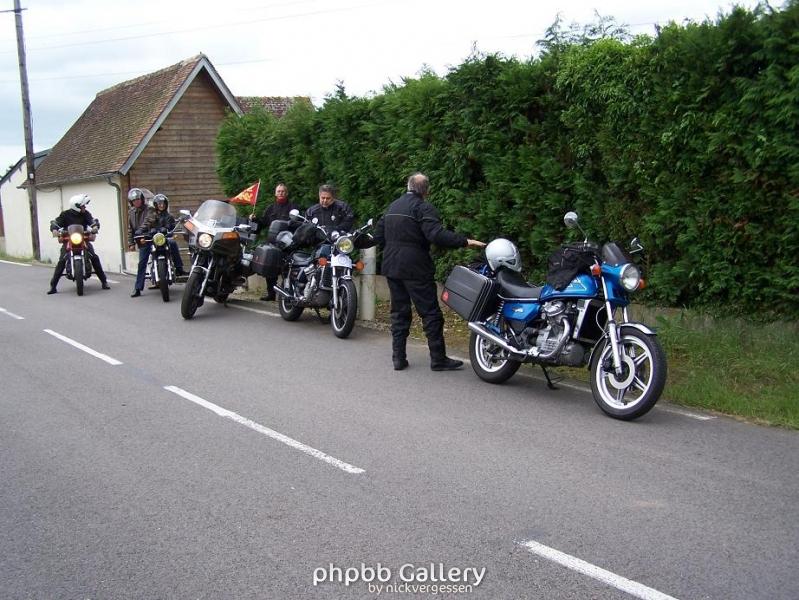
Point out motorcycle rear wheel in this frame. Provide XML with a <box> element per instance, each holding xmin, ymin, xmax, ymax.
<box><xmin>181</xmin><ymin>271</ymin><xmax>203</xmax><ymax>319</ymax></box>
<box><xmin>74</xmin><ymin>260</ymin><xmax>84</xmax><ymax>296</ymax></box>
<box><xmin>469</xmin><ymin>330</ymin><xmax>521</xmax><ymax>383</ymax></box>
<box><xmin>589</xmin><ymin>328</ymin><xmax>667</xmax><ymax>420</ymax></box>
<box><xmin>157</xmin><ymin>260</ymin><xmax>169</xmax><ymax>302</ymax></box>
<box><xmin>331</xmin><ymin>279</ymin><xmax>357</xmax><ymax>338</ymax></box>
<box><xmin>278</xmin><ymin>282</ymin><xmax>304</xmax><ymax>321</ymax></box>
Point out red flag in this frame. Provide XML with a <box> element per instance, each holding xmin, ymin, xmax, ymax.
<box><xmin>229</xmin><ymin>180</ymin><xmax>260</xmax><ymax>206</ymax></box>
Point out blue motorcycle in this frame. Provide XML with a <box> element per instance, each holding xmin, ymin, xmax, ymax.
<box><xmin>442</xmin><ymin>211</ymin><xmax>667</xmax><ymax>420</ymax></box>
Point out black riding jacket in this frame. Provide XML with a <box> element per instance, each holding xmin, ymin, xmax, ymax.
<box><xmin>142</xmin><ymin>208</ymin><xmax>176</xmax><ymax>233</ymax></box>
<box><xmin>254</xmin><ymin>200</ymin><xmax>300</xmax><ymax>233</ymax></box>
<box><xmin>52</xmin><ymin>208</ymin><xmax>96</xmax><ymax>230</ymax></box>
<box><xmin>305</xmin><ymin>199</ymin><xmax>355</xmax><ymax>232</ymax></box>
<box><xmin>374</xmin><ymin>192</ymin><xmax>467</xmax><ymax>280</ymax></box>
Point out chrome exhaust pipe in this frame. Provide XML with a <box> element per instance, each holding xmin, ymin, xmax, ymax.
<box><xmin>467</xmin><ymin>322</ymin><xmax>530</xmax><ymax>359</ymax></box>
<box><xmin>273</xmin><ymin>286</ymin><xmax>290</xmax><ymax>298</ymax></box>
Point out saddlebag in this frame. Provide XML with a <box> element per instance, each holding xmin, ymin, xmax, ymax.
<box><xmin>252</xmin><ymin>243</ymin><xmax>283</xmax><ymax>278</ymax></box>
<box><xmin>441</xmin><ymin>266</ymin><xmax>498</xmax><ymax>322</ymax></box>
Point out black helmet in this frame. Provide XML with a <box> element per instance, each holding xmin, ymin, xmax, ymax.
<box><xmin>151</xmin><ymin>193</ymin><xmax>169</xmax><ymax>211</ymax></box>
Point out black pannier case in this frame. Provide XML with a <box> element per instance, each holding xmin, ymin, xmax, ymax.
<box><xmin>441</xmin><ymin>266</ymin><xmax>498</xmax><ymax>322</ymax></box>
<box><xmin>266</xmin><ymin>220</ymin><xmax>290</xmax><ymax>243</ymax></box>
<box><xmin>252</xmin><ymin>243</ymin><xmax>283</xmax><ymax>278</ymax></box>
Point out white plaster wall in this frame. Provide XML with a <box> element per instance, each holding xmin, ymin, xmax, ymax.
<box><xmin>0</xmin><ymin>164</ymin><xmax>34</xmax><ymax>258</ymax></box>
<box><xmin>42</xmin><ymin>180</ymin><xmax>124</xmax><ymax>273</ymax></box>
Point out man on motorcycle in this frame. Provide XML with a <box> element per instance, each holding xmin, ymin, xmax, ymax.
<box><xmin>249</xmin><ymin>182</ymin><xmax>299</xmax><ymax>301</ymax></box>
<box><xmin>142</xmin><ymin>193</ymin><xmax>186</xmax><ymax>277</ymax></box>
<box><xmin>46</xmin><ymin>194</ymin><xmax>110</xmax><ymax>294</ymax></box>
<box><xmin>374</xmin><ymin>172</ymin><xmax>485</xmax><ymax>371</ymax></box>
<box><xmin>127</xmin><ymin>187</ymin><xmax>152</xmax><ymax>297</ymax></box>
<box><xmin>305</xmin><ymin>183</ymin><xmax>355</xmax><ymax>233</ymax></box>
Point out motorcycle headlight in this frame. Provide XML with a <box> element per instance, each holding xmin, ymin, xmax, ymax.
<box><xmin>69</xmin><ymin>232</ymin><xmax>84</xmax><ymax>245</ymax></box>
<box><xmin>153</xmin><ymin>232</ymin><xmax>167</xmax><ymax>247</ymax></box>
<box><xmin>335</xmin><ymin>235</ymin><xmax>354</xmax><ymax>255</ymax></box>
<box><xmin>198</xmin><ymin>233</ymin><xmax>213</xmax><ymax>249</ymax></box>
<box><xmin>620</xmin><ymin>264</ymin><xmax>641</xmax><ymax>291</ymax></box>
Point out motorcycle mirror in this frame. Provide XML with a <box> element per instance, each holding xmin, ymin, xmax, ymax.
<box><xmin>312</xmin><ymin>218</ymin><xmax>319</xmax><ymax>225</ymax></box>
<box><xmin>366</xmin><ymin>218</ymin><xmax>373</xmax><ymax>227</ymax></box>
<box><xmin>564</xmin><ymin>211</ymin><xmax>579</xmax><ymax>228</ymax></box>
<box><xmin>179</xmin><ymin>209</ymin><xmax>191</xmax><ymax>217</ymax></box>
<box><xmin>629</xmin><ymin>237</ymin><xmax>644</xmax><ymax>254</ymax></box>
<box><xmin>331</xmin><ymin>231</ymin><xmax>340</xmax><ymax>241</ymax></box>
<box><xmin>289</xmin><ymin>209</ymin><xmax>301</xmax><ymax>220</ymax></box>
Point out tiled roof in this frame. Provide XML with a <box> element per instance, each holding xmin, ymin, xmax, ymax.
<box><xmin>236</xmin><ymin>96</ymin><xmax>312</xmax><ymax>118</ymax></box>
<box><xmin>36</xmin><ymin>54</ymin><xmax>238</xmax><ymax>186</ymax></box>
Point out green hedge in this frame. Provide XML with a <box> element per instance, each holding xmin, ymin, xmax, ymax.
<box><xmin>217</xmin><ymin>2</ymin><xmax>799</xmax><ymax>319</ymax></box>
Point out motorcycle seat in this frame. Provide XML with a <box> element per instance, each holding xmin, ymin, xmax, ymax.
<box><xmin>497</xmin><ymin>269</ymin><xmax>543</xmax><ymax>300</ymax></box>
<box><xmin>291</xmin><ymin>251</ymin><xmax>313</xmax><ymax>267</ymax></box>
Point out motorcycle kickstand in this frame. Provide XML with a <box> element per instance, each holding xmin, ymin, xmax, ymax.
<box><xmin>540</xmin><ymin>365</ymin><xmax>560</xmax><ymax>390</ymax></box>
<box><xmin>313</xmin><ymin>307</ymin><xmax>328</xmax><ymax>323</ymax></box>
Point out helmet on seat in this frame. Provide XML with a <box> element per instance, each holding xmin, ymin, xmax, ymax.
<box><xmin>485</xmin><ymin>238</ymin><xmax>522</xmax><ymax>272</ymax></box>
<box><xmin>69</xmin><ymin>194</ymin><xmax>90</xmax><ymax>211</ymax></box>
<box><xmin>151</xmin><ymin>193</ymin><xmax>169</xmax><ymax>210</ymax></box>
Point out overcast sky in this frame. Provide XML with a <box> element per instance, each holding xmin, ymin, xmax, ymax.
<box><xmin>0</xmin><ymin>0</ymin><xmax>769</xmax><ymax>174</ymax></box>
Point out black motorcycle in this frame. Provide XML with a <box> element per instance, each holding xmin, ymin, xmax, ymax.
<box><xmin>268</xmin><ymin>209</ymin><xmax>374</xmax><ymax>338</ymax></box>
<box><xmin>51</xmin><ymin>220</ymin><xmax>99</xmax><ymax>296</ymax></box>
<box><xmin>178</xmin><ymin>200</ymin><xmax>254</xmax><ymax>319</ymax></box>
<box><xmin>134</xmin><ymin>226</ymin><xmax>179</xmax><ymax>302</ymax></box>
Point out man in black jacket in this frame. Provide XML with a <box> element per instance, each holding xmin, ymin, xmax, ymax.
<box><xmin>374</xmin><ymin>172</ymin><xmax>485</xmax><ymax>371</ymax></box>
<box><xmin>305</xmin><ymin>183</ymin><xmax>354</xmax><ymax>232</ymax></box>
<box><xmin>249</xmin><ymin>182</ymin><xmax>300</xmax><ymax>300</ymax></box>
<box><xmin>46</xmin><ymin>194</ymin><xmax>110</xmax><ymax>294</ymax></box>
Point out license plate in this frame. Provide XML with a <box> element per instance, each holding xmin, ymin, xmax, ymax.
<box><xmin>331</xmin><ymin>254</ymin><xmax>352</xmax><ymax>268</ymax></box>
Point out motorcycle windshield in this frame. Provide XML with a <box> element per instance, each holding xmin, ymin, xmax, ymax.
<box><xmin>67</xmin><ymin>224</ymin><xmax>85</xmax><ymax>234</ymax></box>
<box><xmin>193</xmin><ymin>200</ymin><xmax>238</xmax><ymax>228</ymax></box>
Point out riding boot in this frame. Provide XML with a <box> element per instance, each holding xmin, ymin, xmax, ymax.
<box><xmin>392</xmin><ymin>336</ymin><xmax>408</xmax><ymax>371</ymax></box>
<box><xmin>428</xmin><ymin>335</ymin><xmax>463</xmax><ymax>371</ymax></box>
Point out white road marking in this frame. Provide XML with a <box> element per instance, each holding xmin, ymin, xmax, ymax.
<box><xmin>0</xmin><ymin>307</ymin><xmax>25</xmax><ymax>320</ymax></box>
<box><xmin>43</xmin><ymin>329</ymin><xmax>123</xmax><ymax>366</ymax></box>
<box><xmin>164</xmin><ymin>385</ymin><xmax>365</xmax><ymax>474</ymax></box>
<box><xmin>105</xmin><ymin>278</ymin><xmax>120</xmax><ymax>284</ymax></box>
<box><xmin>227</xmin><ymin>302</ymin><xmax>281</xmax><ymax>318</ymax></box>
<box><xmin>0</xmin><ymin>259</ymin><xmax>31</xmax><ymax>266</ymax></box>
<box><xmin>520</xmin><ymin>540</ymin><xmax>680</xmax><ymax>600</ymax></box>
<box><xmin>657</xmin><ymin>406</ymin><xmax>715</xmax><ymax>420</ymax></box>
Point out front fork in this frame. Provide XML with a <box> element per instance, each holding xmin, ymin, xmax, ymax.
<box><xmin>192</xmin><ymin>253</ymin><xmax>214</xmax><ymax>296</ymax></box>
<box><xmin>601</xmin><ymin>278</ymin><xmax>625</xmax><ymax>376</ymax></box>
<box><xmin>330</xmin><ymin>266</ymin><xmax>352</xmax><ymax>309</ymax></box>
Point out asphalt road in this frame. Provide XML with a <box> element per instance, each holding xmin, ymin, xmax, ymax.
<box><xmin>1</xmin><ymin>260</ymin><xmax>797</xmax><ymax>600</ymax></box>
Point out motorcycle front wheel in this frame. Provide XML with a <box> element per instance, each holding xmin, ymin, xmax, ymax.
<box><xmin>331</xmin><ymin>279</ymin><xmax>357</xmax><ymax>339</ymax></box>
<box><xmin>74</xmin><ymin>260</ymin><xmax>84</xmax><ymax>296</ymax></box>
<box><xmin>278</xmin><ymin>281</ymin><xmax>304</xmax><ymax>321</ymax></box>
<box><xmin>157</xmin><ymin>260</ymin><xmax>169</xmax><ymax>302</ymax></box>
<box><xmin>589</xmin><ymin>328</ymin><xmax>667</xmax><ymax>420</ymax></box>
<box><xmin>181</xmin><ymin>271</ymin><xmax>203</xmax><ymax>319</ymax></box>
<box><xmin>469</xmin><ymin>330</ymin><xmax>520</xmax><ymax>383</ymax></box>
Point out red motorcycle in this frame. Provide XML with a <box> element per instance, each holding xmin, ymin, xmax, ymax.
<box><xmin>52</xmin><ymin>221</ymin><xmax>98</xmax><ymax>296</ymax></box>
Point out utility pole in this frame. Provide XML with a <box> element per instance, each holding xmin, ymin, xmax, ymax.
<box><xmin>5</xmin><ymin>1</ymin><xmax>39</xmax><ymax>259</ymax></box>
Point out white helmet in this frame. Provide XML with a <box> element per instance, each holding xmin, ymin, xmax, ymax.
<box><xmin>485</xmin><ymin>238</ymin><xmax>522</xmax><ymax>272</ymax></box>
<box><xmin>69</xmin><ymin>193</ymin><xmax>90</xmax><ymax>211</ymax></box>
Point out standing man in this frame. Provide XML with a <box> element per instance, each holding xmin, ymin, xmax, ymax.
<box><xmin>305</xmin><ymin>183</ymin><xmax>355</xmax><ymax>233</ymax></box>
<box><xmin>374</xmin><ymin>172</ymin><xmax>485</xmax><ymax>371</ymax></box>
<box><xmin>127</xmin><ymin>187</ymin><xmax>152</xmax><ymax>297</ymax></box>
<box><xmin>46</xmin><ymin>194</ymin><xmax>110</xmax><ymax>294</ymax></box>
<box><xmin>249</xmin><ymin>182</ymin><xmax>299</xmax><ymax>301</ymax></box>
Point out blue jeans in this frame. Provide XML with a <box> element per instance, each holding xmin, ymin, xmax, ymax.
<box><xmin>135</xmin><ymin>245</ymin><xmax>149</xmax><ymax>291</ymax></box>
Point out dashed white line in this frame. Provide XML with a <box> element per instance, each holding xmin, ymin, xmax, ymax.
<box><xmin>657</xmin><ymin>406</ymin><xmax>715</xmax><ymax>420</ymax></box>
<box><xmin>520</xmin><ymin>540</ymin><xmax>679</xmax><ymax>600</ymax></box>
<box><xmin>164</xmin><ymin>385</ymin><xmax>365</xmax><ymax>474</ymax></box>
<box><xmin>43</xmin><ymin>329</ymin><xmax>123</xmax><ymax>365</ymax></box>
<box><xmin>0</xmin><ymin>307</ymin><xmax>25</xmax><ymax>320</ymax></box>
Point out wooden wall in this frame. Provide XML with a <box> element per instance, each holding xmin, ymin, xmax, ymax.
<box><xmin>127</xmin><ymin>70</ymin><xmax>231</xmax><ymax>213</ymax></box>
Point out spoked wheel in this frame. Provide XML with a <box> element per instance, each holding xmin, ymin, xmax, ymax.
<box><xmin>74</xmin><ymin>260</ymin><xmax>84</xmax><ymax>296</ymax></box>
<box><xmin>181</xmin><ymin>271</ymin><xmax>203</xmax><ymax>319</ymax></box>
<box><xmin>157</xmin><ymin>260</ymin><xmax>169</xmax><ymax>302</ymax></box>
<box><xmin>278</xmin><ymin>282</ymin><xmax>304</xmax><ymax>321</ymax></box>
<box><xmin>330</xmin><ymin>279</ymin><xmax>357</xmax><ymax>339</ymax></box>
<box><xmin>468</xmin><ymin>330</ymin><xmax>521</xmax><ymax>383</ymax></box>
<box><xmin>589</xmin><ymin>328</ymin><xmax>667</xmax><ymax>420</ymax></box>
